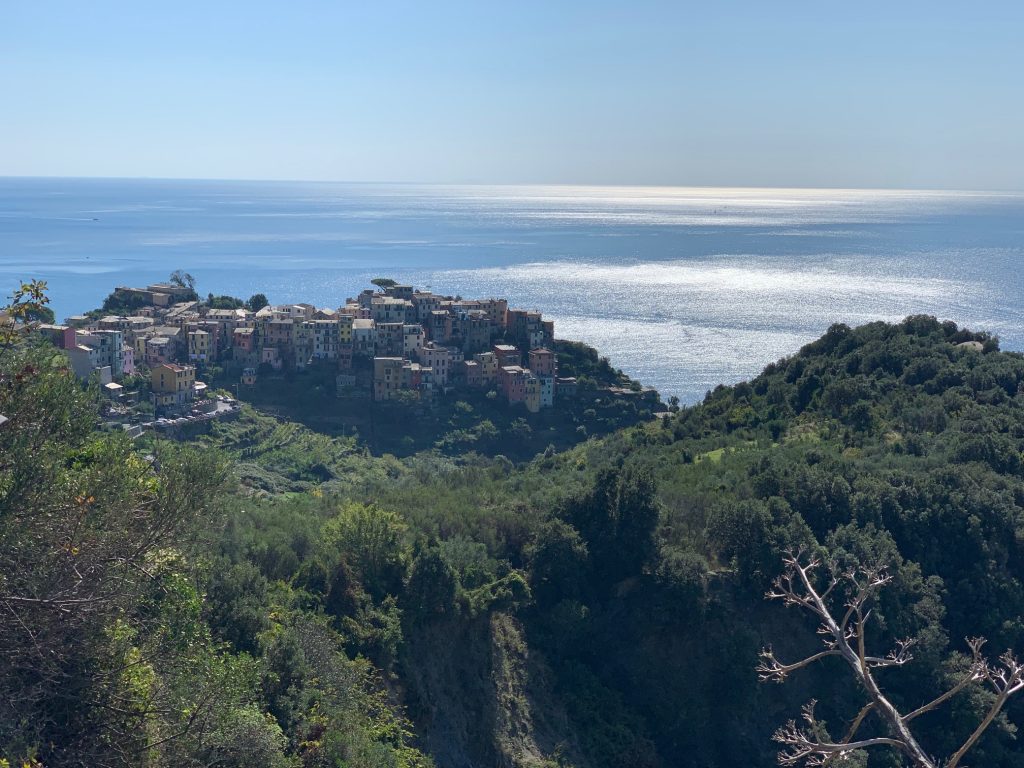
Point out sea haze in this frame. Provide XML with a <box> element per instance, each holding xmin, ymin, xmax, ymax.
<box><xmin>1</xmin><ymin>178</ymin><xmax>1022</xmax><ymax>402</ymax></box>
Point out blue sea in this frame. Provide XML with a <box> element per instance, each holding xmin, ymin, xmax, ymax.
<box><xmin>1</xmin><ymin>177</ymin><xmax>1022</xmax><ymax>402</ymax></box>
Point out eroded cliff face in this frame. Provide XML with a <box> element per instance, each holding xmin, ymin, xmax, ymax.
<box><xmin>401</xmin><ymin>611</ymin><xmax>583</xmax><ymax>768</ymax></box>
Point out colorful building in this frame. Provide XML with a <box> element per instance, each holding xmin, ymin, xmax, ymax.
<box><xmin>528</xmin><ymin>348</ymin><xmax>557</xmax><ymax>377</ymax></box>
<box><xmin>418</xmin><ymin>343</ymin><xmax>453</xmax><ymax>386</ymax></box>
<box><xmin>151</xmin><ymin>363</ymin><xmax>198</xmax><ymax>411</ymax></box>
<box><xmin>337</xmin><ymin>314</ymin><xmax>354</xmax><ymax>344</ymax></box>
<box><xmin>145</xmin><ymin>336</ymin><xmax>175</xmax><ymax>367</ymax></box>
<box><xmin>524</xmin><ymin>373</ymin><xmax>541</xmax><ymax>413</ymax></box>
<box><xmin>38</xmin><ymin>323</ymin><xmax>77</xmax><ymax>350</ymax></box>
<box><xmin>233</xmin><ymin>327</ymin><xmax>257</xmax><ymax>356</ymax></box>
<box><xmin>498</xmin><ymin>365</ymin><xmax>529</xmax><ymax>404</ymax></box>
<box><xmin>473</xmin><ymin>351</ymin><xmax>498</xmax><ymax>385</ymax></box>
<box><xmin>188</xmin><ymin>329</ymin><xmax>211</xmax><ymax>363</ymax></box>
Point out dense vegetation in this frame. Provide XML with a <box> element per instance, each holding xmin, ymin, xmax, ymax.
<box><xmin>551</xmin><ymin>339</ymin><xmax>640</xmax><ymax>390</ymax></box>
<box><xmin>4</xmin><ymin>306</ymin><xmax>1024</xmax><ymax>767</ymax></box>
<box><xmin>218</xmin><ymin>341</ymin><xmax>656</xmax><ymax>462</ymax></box>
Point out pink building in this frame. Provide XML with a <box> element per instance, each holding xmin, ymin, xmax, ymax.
<box><xmin>233</xmin><ymin>327</ymin><xmax>256</xmax><ymax>354</ymax></box>
<box><xmin>498</xmin><ymin>365</ymin><xmax>528</xmax><ymax>404</ymax></box>
<box><xmin>38</xmin><ymin>324</ymin><xmax>78</xmax><ymax>350</ymax></box>
<box><xmin>121</xmin><ymin>344</ymin><xmax>136</xmax><ymax>376</ymax></box>
<box><xmin>528</xmin><ymin>348</ymin><xmax>556</xmax><ymax>377</ymax></box>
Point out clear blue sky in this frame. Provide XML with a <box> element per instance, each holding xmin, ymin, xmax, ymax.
<box><xmin>3</xmin><ymin>1</ymin><xmax>1023</xmax><ymax>189</ymax></box>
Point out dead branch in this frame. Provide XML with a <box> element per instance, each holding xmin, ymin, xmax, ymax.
<box><xmin>761</xmin><ymin>550</ymin><xmax>1024</xmax><ymax>768</ymax></box>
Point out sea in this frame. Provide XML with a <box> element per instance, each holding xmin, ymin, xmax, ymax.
<box><xmin>1</xmin><ymin>177</ymin><xmax>1022</xmax><ymax>403</ymax></box>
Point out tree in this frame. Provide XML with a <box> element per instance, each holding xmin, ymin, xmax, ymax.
<box><xmin>246</xmin><ymin>293</ymin><xmax>269</xmax><ymax>312</ymax></box>
<box><xmin>0</xmin><ymin>347</ymin><xmax>232</xmax><ymax>763</ymax></box>
<box><xmin>614</xmin><ymin>466</ymin><xmax>660</xmax><ymax>575</ymax></box>
<box><xmin>1</xmin><ymin>279</ymin><xmax>50</xmax><ymax>352</ymax></box>
<box><xmin>1</xmin><ymin>282</ymin><xmax>235</xmax><ymax>763</ymax></box>
<box><xmin>405</xmin><ymin>549</ymin><xmax>457</xmax><ymax>619</ymax></box>
<box><xmin>169</xmin><ymin>269</ymin><xmax>196</xmax><ymax>291</ymax></box>
<box><xmin>205</xmin><ymin>559</ymin><xmax>271</xmax><ymax>654</ymax></box>
<box><xmin>21</xmin><ymin>303</ymin><xmax>55</xmax><ymax>323</ymax></box>
<box><xmin>321</xmin><ymin>503</ymin><xmax>408</xmax><ymax>601</ymax></box>
<box><xmin>564</xmin><ymin>466</ymin><xmax>660</xmax><ymax>589</ymax></box>
<box><xmin>370</xmin><ymin>277</ymin><xmax>397</xmax><ymax>290</ymax></box>
<box><xmin>207</xmin><ymin>293</ymin><xmax>245</xmax><ymax>310</ymax></box>
<box><xmin>759</xmin><ymin>550</ymin><xmax>1024</xmax><ymax>768</ymax></box>
<box><xmin>528</xmin><ymin>519</ymin><xmax>589</xmax><ymax>609</ymax></box>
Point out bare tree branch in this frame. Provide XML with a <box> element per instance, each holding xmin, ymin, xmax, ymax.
<box><xmin>758</xmin><ymin>648</ymin><xmax>842</xmax><ymax>683</ymax></box>
<box><xmin>774</xmin><ymin>702</ymin><xmax>904</xmax><ymax>767</ymax></box>
<box><xmin>903</xmin><ymin>639</ymin><xmax>986</xmax><ymax>723</ymax></box>
<box><xmin>760</xmin><ymin>551</ymin><xmax>1024</xmax><ymax>768</ymax></box>
<box><xmin>946</xmin><ymin>651</ymin><xmax>1024</xmax><ymax>768</ymax></box>
<box><xmin>842</xmin><ymin>702</ymin><xmax>875</xmax><ymax>746</ymax></box>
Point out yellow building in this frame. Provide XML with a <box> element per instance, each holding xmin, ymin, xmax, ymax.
<box><xmin>473</xmin><ymin>351</ymin><xmax>499</xmax><ymax>385</ymax></box>
<box><xmin>151</xmin><ymin>363</ymin><xmax>197</xmax><ymax>410</ymax></box>
<box><xmin>338</xmin><ymin>314</ymin><xmax>354</xmax><ymax>344</ymax></box>
<box><xmin>524</xmin><ymin>373</ymin><xmax>541</xmax><ymax>413</ymax></box>
<box><xmin>188</xmin><ymin>329</ymin><xmax>210</xmax><ymax>362</ymax></box>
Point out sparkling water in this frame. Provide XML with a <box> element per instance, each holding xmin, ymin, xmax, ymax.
<box><xmin>2</xmin><ymin>178</ymin><xmax>1021</xmax><ymax>401</ymax></box>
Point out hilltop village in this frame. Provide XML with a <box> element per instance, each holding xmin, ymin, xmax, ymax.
<box><xmin>36</xmin><ymin>279</ymin><xmax>590</xmax><ymax>420</ymax></box>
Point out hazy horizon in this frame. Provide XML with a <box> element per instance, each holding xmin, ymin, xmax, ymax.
<box><xmin>4</xmin><ymin>175</ymin><xmax>1024</xmax><ymax>196</ymax></box>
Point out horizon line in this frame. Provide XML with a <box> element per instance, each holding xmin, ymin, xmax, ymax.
<box><xmin>2</xmin><ymin>174</ymin><xmax>1023</xmax><ymax>196</ymax></box>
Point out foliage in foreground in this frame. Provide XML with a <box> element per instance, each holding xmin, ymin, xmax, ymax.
<box><xmin>0</xmin><ymin>342</ymin><xmax>431</xmax><ymax>767</ymax></box>
<box><xmin>5</xmin><ymin>310</ymin><xmax>1024</xmax><ymax>768</ymax></box>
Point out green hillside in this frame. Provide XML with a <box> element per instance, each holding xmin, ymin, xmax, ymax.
<box><xmin>4</xmin><ymin>311</ymin><xmax>1024</xmax><ymax>768</ymax></box>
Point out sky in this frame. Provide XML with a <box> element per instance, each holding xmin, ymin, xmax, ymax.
<box><xmin>2</xmin><ymin>1</ymin><xmax>1023</xmax><ymax>189</ymax></box>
